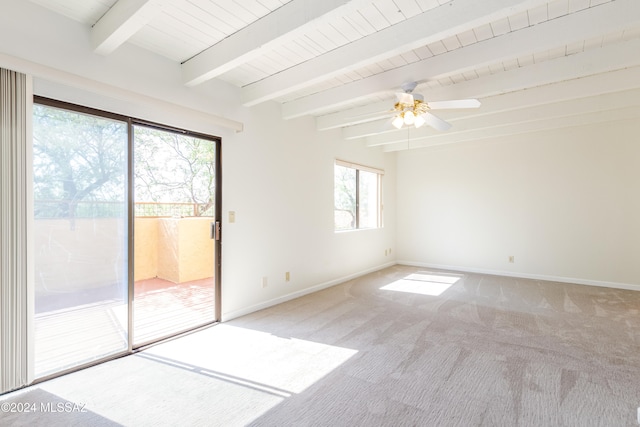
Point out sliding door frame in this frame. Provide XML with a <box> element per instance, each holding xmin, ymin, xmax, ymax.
<box><xmin>32</xmin><ymin>96</ymin><xmax>222</xmax><ymax>381</ymax></box>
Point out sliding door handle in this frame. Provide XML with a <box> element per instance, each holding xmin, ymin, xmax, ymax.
<box><xmin>210</xmin><ymin>221</ymin><xmax>221</xmax><ymax>241</ymax></box>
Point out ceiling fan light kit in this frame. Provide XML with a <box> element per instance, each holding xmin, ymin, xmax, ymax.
<box><xmin>392</xmin><ymin>109</ymin><xmax>426</xmax><ymax>129</ymax></box>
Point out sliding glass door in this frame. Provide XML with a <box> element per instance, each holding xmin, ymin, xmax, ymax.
<box><xmin>32</xmin><ymin>99</ymin><xmax>222</xmax><ymax>378</ymax></box>
<box><xmin>32</xmin><ymin>101</ymin><xmax>129</xmax><ymax>378</ymax></box>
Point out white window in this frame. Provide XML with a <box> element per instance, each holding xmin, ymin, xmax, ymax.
<box><xmin>334</xmin><ymin>160</ymin><xmax>383</xmax><ymax>231</ymax></box>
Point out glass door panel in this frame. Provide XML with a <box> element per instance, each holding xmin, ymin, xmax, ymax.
<box><xmin>32</xmin><ymin>103</ymin><xmax>129</xmax><ymax>378</ymax></box>
<box><xmin>132</xmin><ymin>125</ymin><xmax>218</xmax><ymax>346</ymax></box>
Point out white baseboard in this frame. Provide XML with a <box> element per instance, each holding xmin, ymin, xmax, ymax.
<box><xmin>222</xmin><ymin>260</ymin><xmax>639</xmax><ymax>321</ymax></box>
<box><xmin>397</xmin><ymin>260</ymin><xmax>640</xmax><ymax>292</ymax></box>
<box><xmin>221</xmin><ymin>261</ymin><xmax>396</xmax><ymax>322</ymax></box>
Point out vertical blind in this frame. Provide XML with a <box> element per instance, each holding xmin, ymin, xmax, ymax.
<box><xmin>0</xmin><ymin>68</ymin><xmax>33</xmax><ymax>392</ymax></box>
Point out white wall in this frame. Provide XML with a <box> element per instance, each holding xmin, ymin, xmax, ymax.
<box><xmin>397</xmin><ymin>119</ymin><xmax>640</xmax><ymax>289</ymax></box>
<box><xmin>0</xmin><ymin>0</ymin><xmax>397</xmax><ymax>320</ymax></box>
<box><xmin>222</xmin><ymin>102</ymin><xmax>396</xmax><ymax>318</ymax></box>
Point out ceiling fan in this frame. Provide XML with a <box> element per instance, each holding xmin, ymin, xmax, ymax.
<box><xmin>390</xmin><ymin>82</ymin><xmax>480</xmax><ymax>131</ymax></box>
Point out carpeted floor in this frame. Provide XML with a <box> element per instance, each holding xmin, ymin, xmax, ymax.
<box><xmin>2</xmin><ymin>265</ymin><xmax>639</xmax><ymax>426</ymax></box>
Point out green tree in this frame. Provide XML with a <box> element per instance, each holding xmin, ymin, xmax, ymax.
<box><xmin>334</xmin><ymin>165</ymin><xmax>356</xmax><ymax>229</ymax></box>
<box><xmin>134</xmin><ymin>126</ymin><xmax>216</xmax><ymax>216</ymax></box>
<box><xmin>32</xmin><ymin>105</ymin><xmax>127</xmax><ymax>219</ymax></box>
<box><xmin>32</xmin><ymin>105</ymin><xmax>216</xmax><ymax>219</ymax></box>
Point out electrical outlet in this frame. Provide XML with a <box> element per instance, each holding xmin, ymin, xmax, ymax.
<box><xmin>285</xmin><ymin>271</ymin><xmax>290</xmax><ymax>282</ymax></box>
<box><xmin>389</xmin><ymin>248</ymin><xmax>392</xmax><ymax>254</ymax></box>
<box><xmin>261</xmin><ymin>276</ymin><xmax>268</xmax><ymax>288</ymax></box>
<box><xmin>508</xmin><ymin>255</ymin><xmax>515</xmax><ymax>263</ymax></box>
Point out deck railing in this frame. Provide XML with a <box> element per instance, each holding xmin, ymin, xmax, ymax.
<box><xmin>34</xmin><ymin>200</ymin><xmax>214</xmax><ymax>219</ymax></box>
<box><xmin>134</xmin><ymin>202</ymin><xmax>213</xmax><ymax>217</ymax></box>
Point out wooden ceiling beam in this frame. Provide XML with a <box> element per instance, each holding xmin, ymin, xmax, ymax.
<box><xmin>91</xmin><ymin>0</ymin><xmax>169</xmax><ymax>55</ymax></box>
<box><xmin>241</xmin><ymin>0</ymin><xmax>546</xmax><ymax>107</ymax></box>
<box><xmin>289</xmin><ymin>0</ymin><xmax>640</xmax><ymax>119</ymax></box>
<box><xmin>182</xmin><ymin>0</ymin><xmax>373</xmax><ymax>87</ymax></box>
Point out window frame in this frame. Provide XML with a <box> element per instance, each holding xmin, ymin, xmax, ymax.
<box><xmin>334</xmin><ymin>159</ymin><xmax>384</xmax><ymax>231</ymax></box>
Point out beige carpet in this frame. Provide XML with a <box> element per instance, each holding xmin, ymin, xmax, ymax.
<box><xmin>2</xmin><ymin>265</ymin><xmax>639</xmax><ymax>426</ymax></box>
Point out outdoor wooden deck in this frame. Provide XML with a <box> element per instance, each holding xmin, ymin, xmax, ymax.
<box><xmin>34</xmin><ymin>278</ymin><xmax>216</xmax><ymax>377</ymax></box>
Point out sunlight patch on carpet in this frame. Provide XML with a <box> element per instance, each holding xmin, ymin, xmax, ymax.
<box><xmin>34</xmin><ymin>324</ymin><xmax>359</xmax><ymax>427</ymax></box>
<box><xmin>143</xmin><ymin>324</ymin><xmax>358</xmax><ymax>395</ymax></box>
<box><xmin>380</xmin><ymin>271</ymin><xmax>462</xmax><ymax>296</ymax></box>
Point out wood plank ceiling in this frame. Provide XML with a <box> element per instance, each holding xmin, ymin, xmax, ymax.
<box><xmin>28</xmin><ymin>0</ymin><xmax>640</xmax><ymax>150</ymax></box>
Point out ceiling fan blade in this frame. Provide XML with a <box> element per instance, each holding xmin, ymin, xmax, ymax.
<box><xmin>396</xmin><ymin>92</ymin><xmax>414</xmax><ymax>105</ymax></box>
<box><xmin>427</xmin><ymin>99</ymin><xmax>481</xmax><ymax>110</ymax></box>
<box><xmin>421</xmin><ymin>112</ymin><xmax>451</xmax><ymax>131</ymax></box>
